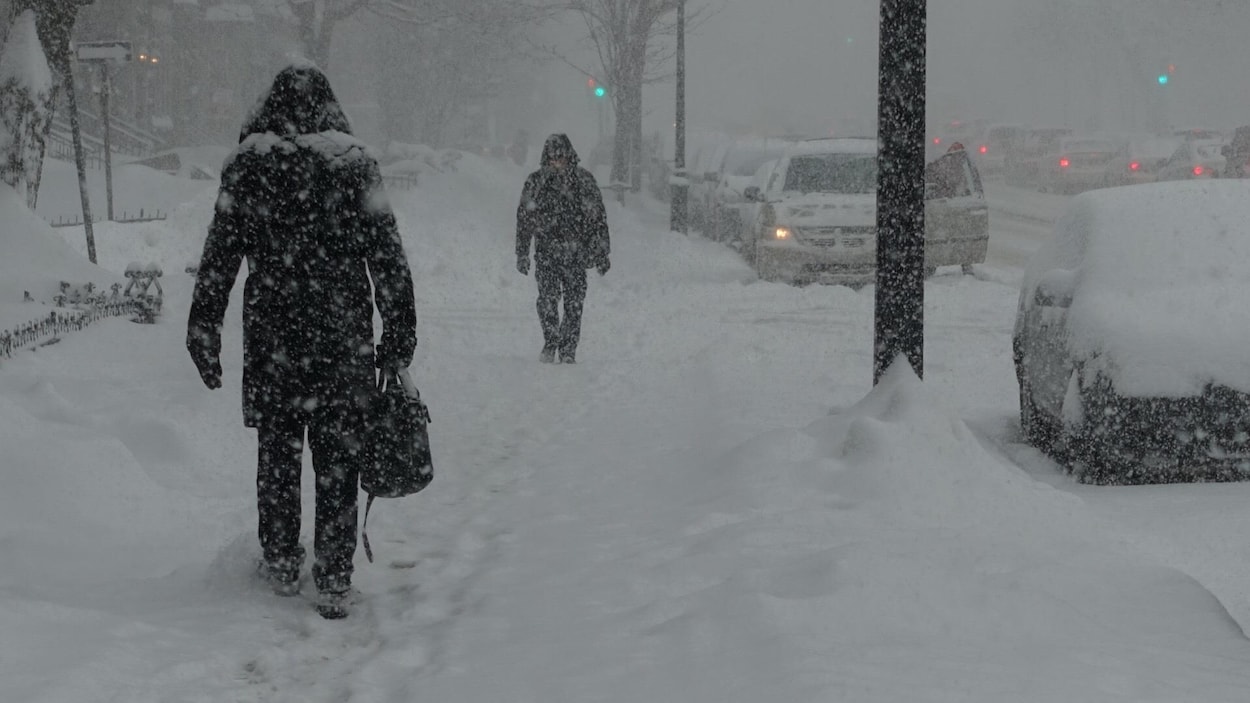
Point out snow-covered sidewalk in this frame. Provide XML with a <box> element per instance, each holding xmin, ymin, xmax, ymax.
<box><xmin>3</xmin><ymin>154</ymin><xmax>1250</xmax><ymax>702</ymax></box>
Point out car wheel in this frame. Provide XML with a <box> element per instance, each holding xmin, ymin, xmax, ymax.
<box><xmin>1019</xmin><ymin>375</ymin><xmax>1059</xmax><ymax>452</ymax></box>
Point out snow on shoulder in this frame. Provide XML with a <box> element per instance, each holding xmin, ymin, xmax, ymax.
<box><xmin>228</xmin><ymin>130</ymin><xmax>375</xmax><ymax>171</ymax></box>
<box><xmin>1022</xmin><ymin>180</ymin><xmax>1250</xmax><ymax>396</ymax></box>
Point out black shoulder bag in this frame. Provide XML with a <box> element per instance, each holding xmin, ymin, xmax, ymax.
<box><xmin>361</xmin><ymin>368</ymin><xmax>433</xmax><ymax>562</ymax></box>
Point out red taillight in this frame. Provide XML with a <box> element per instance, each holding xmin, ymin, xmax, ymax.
<box><xmin>933</xmin><ymin>137</ymin><xmax>941</xmax><ymax>145</ymax></box>
<box><xmin>979</xmin><ymin>145</ymin><xmax>988</xmax><ymax>154</ymax></box>
<box><xmin>1059</xmin><ymin>158</ymin><xmax>1070</xmax><ymax>168</ymax></box>
<box><xmin>1129</xmin><ymin>161</ymin><xmax>1140</xmax><ymax>171</ymax></box>
<box><xmin>1193</xmin><ymin>165</ymin><xmax>1204</xmax><ymax>176</ymax></box>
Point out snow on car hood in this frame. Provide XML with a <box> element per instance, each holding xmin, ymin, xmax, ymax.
<box><xmin>1025</xmin><ymin>181</ymin><xmax>1250</xmax><ymax>397</ymax></box>
<box><xmin>773</xmin><ymin>193</ymin><xmax>876</xmax><ymax>227</ymax></box>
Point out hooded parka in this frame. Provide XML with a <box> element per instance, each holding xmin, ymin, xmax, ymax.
<box><xmin>188</xmin><ymin>64</ymin><xmax>416</xmax><ymax>428</ymax></box>
<box><xmin>516</xmin><ymin>134</ymin><xmax>610</xmax><ymax>271</ymax></box>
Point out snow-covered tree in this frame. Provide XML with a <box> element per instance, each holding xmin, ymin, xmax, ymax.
<box><xmin>287</xmin><ymin>0</ymin><xmax>370</xmax><ymax>68</ymax></box>
<box><xmin>0</xmin><ymin>9</ymin><xmax>52</xmax><ymax>206</ymax></box>
<box><xmin>367</xmin><ymin>0</ymin><xmax>557</xmax><ymax>148</ymax></box>
<box><xmin>567</xmin><ymin>0</ymin><xmax>692</xmax><ymax>189</ymax></box>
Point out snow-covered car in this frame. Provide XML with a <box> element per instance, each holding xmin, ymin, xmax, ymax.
<box><xmin>1220</xmin><ymin>126</ymin><xmax>1250</xmax><ymax>178</ymax></box>
<box><xmin>704</xmin><ymin>140</ymin><xmax>789</xmax><ymax>242</ymax></box>
<box><xmin>745</xmin><ymin>139</ymin><xmax>988</xmax><ymax>285</ymax></box>
<box><xmin>1037</xmin><ymin>136</ymin><xmax>1123</xmax><ymax>194</ymax></box>
<box><xmin>1003</xmin><ymin>127</ymin><xmax>1071</xmax><ymax>188</ymax></box>
<box><xmin>1013</xmin><ymin>181</ymin><xmax>1250</xmax><ymax>484</ymax></box>
<box><xmin>684</xmin><ymin>134</ymin><xmax>731</xmax><ymax>229</ymax></box>
<box><xmin>1154</xmin><ymin>140</ymin><xmax>1227</xmax><ymax>183</ymax></box>
<box><xmin>1101</xmin><ymin>137</ymin><xmax>1181</xmax><ymax>187</ymax></box>
<box><xmin>733</xmin><ymin>159</ymin><xmax>778</xmax><ymax>246</ymax></box>
<box><xmin>969</xmin><ymin>123</ymin><xmax>1027</xmax><ymax>177</ymax></box>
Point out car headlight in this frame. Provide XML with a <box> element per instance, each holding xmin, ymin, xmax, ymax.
<box><xmin>773</xmin><ymin>226</ymin><xmax>794</xmax><ymax>241</ymax></box>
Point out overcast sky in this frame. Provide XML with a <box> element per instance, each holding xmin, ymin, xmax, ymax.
<box><xmin>530</xmin><ymin>0</ymin><xmax>1250</xmax><ymax>153</ymax></box>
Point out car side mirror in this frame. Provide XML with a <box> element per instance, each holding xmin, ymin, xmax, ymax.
<box><xmin>743</xmin><ymin>186</ymin><xmax>761</xmax><ymax>202</ymax></box>
<box><xmin>1033</xmin><ymin>269</ymin><xmax>1076</xmax><ymax>308</ymax></box>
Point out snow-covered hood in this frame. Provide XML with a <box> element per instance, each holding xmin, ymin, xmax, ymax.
<box><xmin>772</xmin><ymin>193</ymin><xmax>876</xmax><ymax>228</ymax></box>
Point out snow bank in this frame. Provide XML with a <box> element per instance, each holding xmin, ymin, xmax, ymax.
<box><xmin>0</xmin><ymin>186</ymin><xmax>121</xmax><ymax>330</ymax></box>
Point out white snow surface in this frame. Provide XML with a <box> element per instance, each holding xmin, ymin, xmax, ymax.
<box><xmin>3</xmin><ymin>154</ymin><xmax>1250</xmax><ymax>701</ymax></box>
<box><xmin>1022</xmin><ymin>180</ymin><xmax>1250</xmax><ymax>397</ymax></box>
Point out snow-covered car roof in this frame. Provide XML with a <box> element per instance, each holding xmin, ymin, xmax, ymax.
<box><xmin>1020</xmin><ymin>181</ymin><xmax>1250</xmax><ymax>397</ymax></box>
<box><xmin>784</xmin><ymin>138</ymin><xmax>878</xmax><ymax>157</ymax></box>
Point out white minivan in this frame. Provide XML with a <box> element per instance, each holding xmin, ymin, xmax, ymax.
<box><xmin>743</xmin><ymin>139</ymin><xmax>989</xmax><ymax>285</ymax></box>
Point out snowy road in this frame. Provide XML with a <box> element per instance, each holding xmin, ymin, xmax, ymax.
<box><xmin>5</xmin><ymin>161</ymin><xmax>1250</xmax><ymax>701</ymax></box>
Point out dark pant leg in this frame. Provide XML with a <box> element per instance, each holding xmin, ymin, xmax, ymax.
<box><xmin>535</xmin><ymin>264</ymin><xmax>562</xmax><ymax>350</ymax></box>
<box><xmin>307</xmin><ymin>406</ymin><xmax>362</xmax><ymax>593</ymax></box>
<box><xmin>257</xmin><ymin>417</ymin><xmax>306</xmax><ymax>572</ymax></box>
<box><xmin>558</xmin><ymin>266</ymin><xmax>588</xmax><ymax>358</ymax></box>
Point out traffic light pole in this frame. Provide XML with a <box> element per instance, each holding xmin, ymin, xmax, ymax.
<box><xmin>874</xmin><ymin>0</ymin><xmax>926</xmax><ymax>384</ymax></box>
<box><xmin>669</xmin><ymin>0</ymin><xmax>688</xmax><ymax>234</ymax></box>
<box><xmin>100</xmin><ymin>64</ymin><xmax>114</xmax><ymax>221</ymax></box>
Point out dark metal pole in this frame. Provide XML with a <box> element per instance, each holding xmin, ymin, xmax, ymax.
<box><xmin>874</xmin><ymin>0</ymin><xmax>926</xmax><ymax>383</ymax></box>
<box><xmin>100</xmin><ymin>64</ymin><xmax>114</xmax><ymax>221</ymax></box>
<box><xmin>65</xmin><ymin>59</ymin><xmax>97</xmax><ymax>264</ymax></box>
<box><xmin>669</xmin><ymin>0</ymin><xmax>688</xmax><ymax>233</ymax></box>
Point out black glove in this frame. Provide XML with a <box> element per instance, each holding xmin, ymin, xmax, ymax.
<box><xmin>597</xmin><ymin>257</ymin><xmax>610</xmax><ymax>276</ymax></box>
<box><xmin>375</xmin><ymin>346</ymin><xmax>403</xmax><ymax>373</ymax></box>
<box><xmin>187</xmin><ymin>327</ymin><xmax>222</xmax><ymax>390</ymax></box>
<box><xmin>517</xmin><ymin>256</ymin><xmax>530</xmax><ymax>275</ymax></box>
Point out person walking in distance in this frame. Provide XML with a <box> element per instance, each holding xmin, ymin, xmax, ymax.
<box><xmin>515</xmin><ymin>134</ymin><xmax>610</xmax><ymax>364</ymax></box>
<box><xmin>186</xmin><ymin>63</ymin><xmax>417</xmax><ymax>619</ymax></box>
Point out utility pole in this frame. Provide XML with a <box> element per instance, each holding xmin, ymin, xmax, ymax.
<box><xmin>669</xmin><ymin>0</ymin><xmax>688</xmax><ymax>233</ymax></box>
<box><xmin>76</xmin><ymin>41</ymin><xmax>132</xmax><ymax>246</ymax></box>
<box><xmin>99</xmin><ymin>63</ymin><xmax>114</xmax><ymax>221</ymax></box>
<box><xmin>874</xmin><ymin>0</ymin><xmax>926</xmax><ymax>384</ymax></box>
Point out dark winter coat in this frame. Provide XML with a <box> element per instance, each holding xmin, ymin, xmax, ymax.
<box><xmin>516</xmin><ymin>134</ymin><xmax>610</xmax><ymax>270</ymax></box>
<box><xmin>187</xmin><ymin>65</ymin><xmax>416</xmax><ymax>428</ymax></box>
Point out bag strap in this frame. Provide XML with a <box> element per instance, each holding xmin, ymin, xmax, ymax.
<box><xmin>361</xmin><ymin>493</ymin><xmax>376</xmax><ymax>563</ymax></box>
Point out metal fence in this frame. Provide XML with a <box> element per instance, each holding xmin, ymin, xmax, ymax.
<box><xmin>1</xmin><ymin>299</ymin><xmax>140</xmax><ymax>360</ymax></box>
<box><xmin>47</xmin><ymin>209</ymin><xmax>168</xmax><ymax>228</ymax></box>
<box><xmin>382</xmin><ymin>174</ymin><xmax>419</xmax><ymax>191</ymax></box>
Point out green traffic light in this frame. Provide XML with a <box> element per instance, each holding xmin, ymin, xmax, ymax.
<box><xmin>1158</xmin><ymin>74</ymin><xmax>1169</xmax><ymax>85</ymax></box>
<box><xmin>595</xmin><ymin>86</ymin><xmax>606</xmax><ymax>98</ymax></box>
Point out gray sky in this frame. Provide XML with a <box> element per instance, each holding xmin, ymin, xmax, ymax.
<box><xmin>533</xmin><ymin>0</ymin><xmax>1250</xmax><ymax>153</ymax></box>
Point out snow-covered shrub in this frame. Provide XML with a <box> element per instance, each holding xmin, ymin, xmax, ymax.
<box><xmin>0</xmin><ymin>10</ymin><xmax>54</xmax><ymax>207</ymax></box>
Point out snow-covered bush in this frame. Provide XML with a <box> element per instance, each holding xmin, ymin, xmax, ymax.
<box><xmin>0</xmin><ymin>10</ymin><xmax>54</xmax><ymax>208</ymax></box>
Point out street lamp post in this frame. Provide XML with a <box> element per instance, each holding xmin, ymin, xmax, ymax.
<box><xmin>669</xmin><ymin>0</ymin><xmax>688</xmax><ymax>233</ymax></box>
<box><xmin>874</xmin><ymin>0</ymin><xmax>927</xmax><ymax>384</ymax></box>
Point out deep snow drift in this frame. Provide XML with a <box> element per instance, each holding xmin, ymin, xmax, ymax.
<box><xmin>2</xmin><ymin>151</ymin><xmax>1250</xmax><ymax>702</ymax></box>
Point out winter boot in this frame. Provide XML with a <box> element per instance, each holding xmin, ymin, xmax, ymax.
<box><xmin>540</xmin><ymin>345</ymin><xmax>557</xmax><ymax>363</ymax></box>
<box><xmin>315</xmin><ymin>588</ymin><xmax>353</xmax><ymax>619</ymax></box>
<box><xmin>257</xmin><ymin>559</ymin><xmax>301</xmax><ymax>597</ymax></box>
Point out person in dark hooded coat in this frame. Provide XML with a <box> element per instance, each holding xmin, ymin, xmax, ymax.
<box><xmin>186</xmin><ymin>63</ymin><xmax>417</xmax><ymax>619</ymax></box>
<box><xmin>516</xmin><ymin>134</ymin><xmax>610</xmax><ymax>363</ymax></box>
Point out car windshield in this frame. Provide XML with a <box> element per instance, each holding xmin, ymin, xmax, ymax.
<box><xmin>784</xmin><ymin>154</ymin><xmax>877</xmax><ymax>193</ymax></box>
<box><xmin>1195</xmin><ymin>143</ymin><xmax>1225</xmax><ymax>159</ymax></box>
